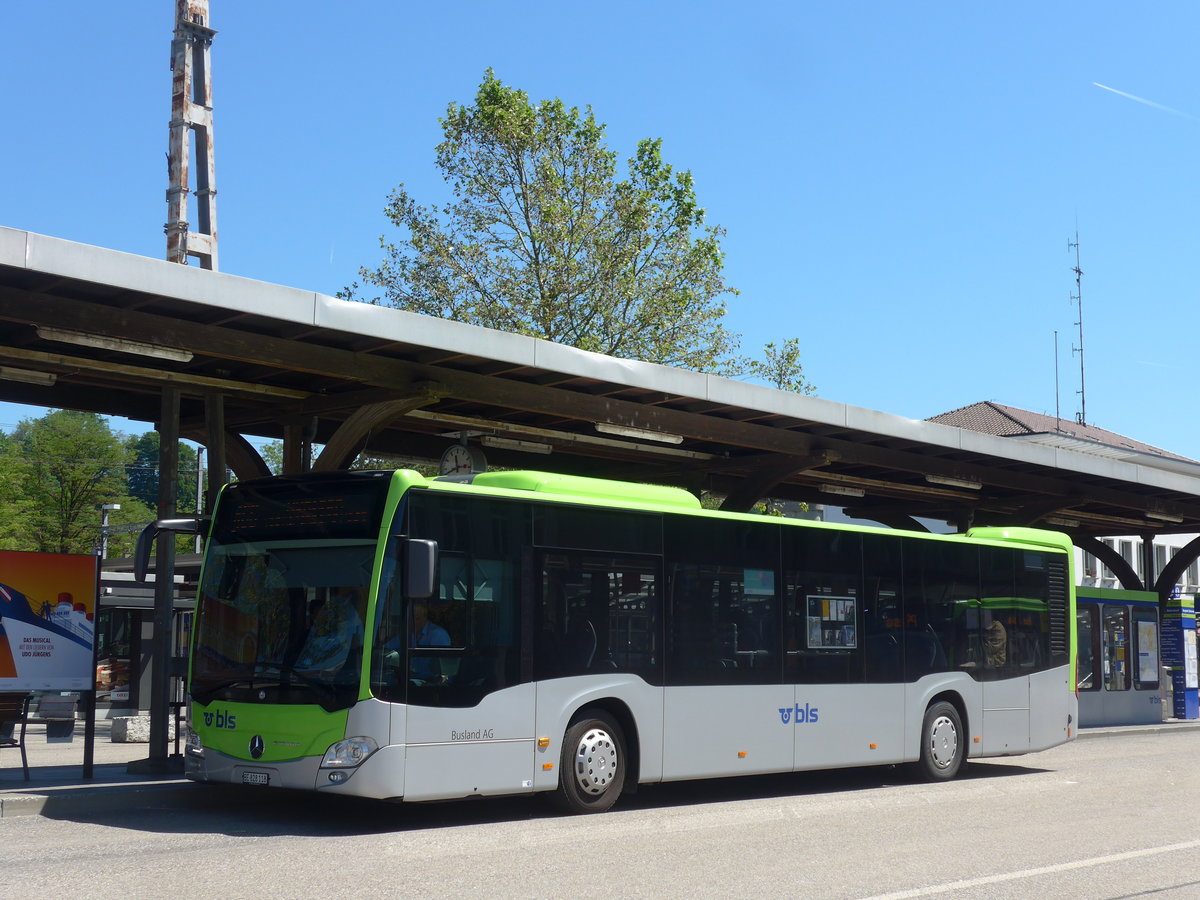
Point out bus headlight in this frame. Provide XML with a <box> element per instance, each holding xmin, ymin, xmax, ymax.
<box><xmin>321</xmin><ymin>736</ymin><xmax>378</xmax><ymax>768</ymax></box>
<box><xmin>185</xmin><ymin>728</ymin><xmax>204</xmax><ymax>758</ymax></box>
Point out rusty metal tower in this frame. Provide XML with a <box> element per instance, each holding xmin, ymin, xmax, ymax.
<box><xmin>165</xmin><ymin>1</ymin><xmax>218</xmax><ymax>269</ymax></box>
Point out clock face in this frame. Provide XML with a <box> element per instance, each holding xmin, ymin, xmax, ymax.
<box><xmin>439</xmin><ymin>444</ymin><xmax>486</xmax><ymax>475</ymax></box>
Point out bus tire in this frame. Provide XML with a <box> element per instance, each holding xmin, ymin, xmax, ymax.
<box><xmin>915</xmin><ymin>700</ymin><xmax>964</xmax><ymax>782</ymax></box>
<box><xmin>552</xmin><ymin>709</ymin><xmax>625</xmax><ymax>814</ymax></box>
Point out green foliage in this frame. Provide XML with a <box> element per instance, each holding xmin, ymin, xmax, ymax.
<box><xmin>0</xmin><ymin>432</ymin><xmax>32</xmax><ymax>550</ymax></box>
<box><xmin>8</xmin><ymin>411</ymin><xmax>132</xmax><ymax>554</ymax></box>
<box><xmin>257</xmin><ymin>440</ymin><xmax>434</xmax><ymax>477</ymax></box>
<box><xmin>0</xmin><ymin>412</ymin><xmax>203</xmax><ymax>557</ymax></box>
<box><xmin>124</xmin><ymin>431</ymin><xmax>200</xmax><ymax>514</ymax></box>
<box><xmin>349</xmin><ymin>70</ymin><xmax>746</xmax><ymax>374</ymax></box>
<box><xmin>253</xmin><ymin>440</ymin><xmax>282</xmax><ymax>476</ymax></box>
<box><xmin>96</xmin><ymin>497</ymin><xmax>156</xmax><ymax>560</ymax></box>
<box><xmin>745</xmin><ymin>338</ymin><xmax>816</xmax><ymax>395</ymax></box>
<box><xmin>698</xmin><ymin>491</ymin><xmax>809</xmax><ymax>517</ymax></box>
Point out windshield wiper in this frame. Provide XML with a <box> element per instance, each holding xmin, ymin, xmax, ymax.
<box><xmin>247</xmin><ymin>664</ymin><xmax>347</xmax><ymax>711</ymax></box>
<box><xmin>192</xmin><ymin>664</ymin><xmax>352</xmax><ymax>712</ymax></box>
<box><xmin>190</xmin><ymin>676</ymin><xmax>278</xmax><ymax>705</ymax></box>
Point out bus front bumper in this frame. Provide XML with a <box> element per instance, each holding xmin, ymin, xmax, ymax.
<box><xmin>186</xmin><ymin>742</ymin><xmax>406</xmax><ymax>799</ymax></box>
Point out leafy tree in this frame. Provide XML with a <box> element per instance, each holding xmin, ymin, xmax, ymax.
<box><xmin>746</xmin><ymin>338</ymin><xmax>816</xmax><ymax>395</ymax></box>
<box><xmin>349</xmin><ymin>70</ymin><xmax>757</xmax><ymax>374</ymax></box>
<box><xmin>259</xmin><ymin>440</ymin><xmax>284</xmax><ymax>477</ymax></box>
<box><xmin>93</xmin><ymin>496</ymin><xmax>156</xmax><ymax>560</ymax></box>
<box><xmin>9</xmin><ymin>411</ymin><xmax>132</xmax><ymax>554</ymax></box>
<box><xmin>124</xmin><ymin>431</ymin><xmax>200</xmax><ymax>515</ymax></box>
<box><xmin>0</xmin><ymin>432</ymin><xmax>32</xmax><ymax>549</ymax></box>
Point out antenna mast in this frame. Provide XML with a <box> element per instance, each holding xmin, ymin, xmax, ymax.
<box><xmin>1068</xmin><ymin>232</ymin><xmax>1086</xmax><ymax>425</ymax></box>
<box><xmin>1053</xmin><ymin>330</ymin><xmax>1061</xmax><ymax>429</ymax></box>
<box><xmin>165</xmin><ymin>1</ymin><xmax>218</xmax><ymax>269</ymax></box>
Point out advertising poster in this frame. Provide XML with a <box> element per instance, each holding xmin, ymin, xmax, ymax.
<box><xmin>0</xmin><ymin>550</ymin><xmax>98</xmax><ymax>691</ymax></box>
<box><xmin>1137</xmin><ymin>618</ymin><xmax>1160</xmax><ymax>684</ymax></box>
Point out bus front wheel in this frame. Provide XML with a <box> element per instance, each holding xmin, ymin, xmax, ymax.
<box><xmin>916</xmin><ymin>701</ymin><xmax>964</xmax><ymax>782</ymax></box>
<box><xmin>552</xmin><ymin>709</ymin><xmax>625</xmax><ymax>814</ymax></box>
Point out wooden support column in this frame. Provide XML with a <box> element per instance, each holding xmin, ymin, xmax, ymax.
<box><xmin>129</xmin><ymin>386</ymin><xmax>180</xmax><ymax>774</ymax></box>
<box><xmin>1141</xmin><ymin>534</ymin><xmax>1156</xmax><ymax>599</ymax></box>
<box><xmin>312</xmin><ymin>391</ymin><xmax>443</xmax><ymax>472</ymax></box>
<box><xmin>1155</xmin><ymin>534</ymin><xmax>1200</xmax><ymax>614</ymax></box>
<box><xmin>204</xmin><ymin>393</ymin><xmax>227</xmax><ymax>512</ymax></box>
<box><xmin>283</xmin><ymin>421</ymin><xmax>307</xmax><ymax>475</ymax></box>
<box><xmin>152</xmin><ymin>386</ymin><xmax>179</xmax><ymax>765</ymax></box>
<box><xmin>718</xmin><ymin>453</ymin><xmax>833</xmax><ymax>513</ymax></box>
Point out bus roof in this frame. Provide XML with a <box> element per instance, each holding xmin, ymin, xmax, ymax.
<box><xmin>410</xmin><ymin>470</ymin><xmax>1072</xmax><ymax>555</ymax></box>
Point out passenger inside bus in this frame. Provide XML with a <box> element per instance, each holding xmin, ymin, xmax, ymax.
<box><xmin>294</xmin><ymin>587</ymin><xmax>364</xmax><ymax>678</ymax></box>
<box><xmin>983</xmin><ymin>619</ymin><xmax>1007</xmax><ymax>668</ymax></box>
<box><xmin>408</xmin><ymin>601</ymin><xmax>451</xmax><ymax>683</ymax></box>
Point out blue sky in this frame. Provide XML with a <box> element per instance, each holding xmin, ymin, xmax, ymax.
<box><xmin>3</xmin><ymin>2</ymin><xmax>1199</xmax><ymax>457</ymax></box>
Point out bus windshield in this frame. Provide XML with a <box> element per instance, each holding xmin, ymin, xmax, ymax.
<box><xmin>191</xmin><ymin>540</ymin><xmax>375</xmax><ymax>710</ymax></box>
<box><xmin>189</xmin><ymin>473</ymin><xmax>390</xmax><ymax>711</ymax></box>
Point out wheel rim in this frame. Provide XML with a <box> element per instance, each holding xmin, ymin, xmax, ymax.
<box><xmin>928</xmin><ymin>714</ymin><xmax>958</xmax><ymax>769</ymax></box>
<box><xmin>573</xmin><ymin>726</ymin><xmax>619</xmax><ymax>795</ymax></box>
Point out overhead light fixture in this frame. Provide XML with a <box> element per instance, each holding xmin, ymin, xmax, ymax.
<box><xmin>595</xmin><ymin>423</ymin><xmax>683</xmax><ymax>445</ymax></box>
<box><xmin>925</xmin><ymin>474</ymin><xmax>982</xmax><ymax>490</ymax></box>
<box><xmin>36</xmin><ymin>326</ymin><xmax>193</xmax><ymax>363</ymax></box>
<box><xmin>819</xmin><ymin>484</ymin><xmax>866</xmax><ymax>498</ymax></box>
<box><xmin>1043</xmin><ymin>516</ymin><xmax>1080</xmax><ymax>529</ymax></box>
<box><xmin>1146</xmin><ymin>510</ymin><xmax>1184</xmax><ymax>524</ymax></box>
<box><xmin>0</xmin><ymin>366</ymin><xmax>56</xmax><ymax>387</ymax></box>
<box><xmin>481</xmin><ymin>435</ymin><xmax>553</xmax><ymax>455</ymax></box>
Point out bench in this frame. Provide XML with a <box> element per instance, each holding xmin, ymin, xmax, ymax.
<box><xmin>0</xmin><ymin>692</ymin><xmax>31</xmax><ymax>780</ymax></box>
<box><xmin>34</xmin><ymin>694</ymin><xmax>78</xmax><ymax>742</ymax></box>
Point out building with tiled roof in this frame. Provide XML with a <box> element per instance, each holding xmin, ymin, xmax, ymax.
<box><xmin>928</xmin><ymin>401</ymin><xmax>1198</xmax><ymax>469</ymax></box>
<box><xmin>928</xmin><ymin>400</ymin><xmax>1200</xmax><ymax>598</ymax></box>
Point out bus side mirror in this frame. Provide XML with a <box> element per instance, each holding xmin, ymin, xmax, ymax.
<box><xmin>134</xmin><ymin>517</ymin><xmax>210</xmax><ymax>582</ymax></box>
<box><xmin>401</xmin><ymin>538</ymin><xmax>438</xmax><ymax>599</ymax></box>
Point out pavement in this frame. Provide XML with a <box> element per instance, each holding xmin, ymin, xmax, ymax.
<box><xmin>0</xmin><ymin>717</ymin><xmax>200</xmax><ymax>819</ymax></box>
<box><xmin>2</xmin><ymin>715</ymin><xmax>1199</xmax><ymax>819</ymax></box>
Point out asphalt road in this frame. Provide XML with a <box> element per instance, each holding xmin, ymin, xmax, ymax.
<box><xmin>2</xmin><ymin>730</ymin><xmax>1198</xmax><ymax>899</ymax></box>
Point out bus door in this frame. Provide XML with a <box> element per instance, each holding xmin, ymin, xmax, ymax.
<box><xmin>533</xmin><ymin>551</ymin><xmax>666</xmax><ymax>787</ymax></box>
<box><xmin>663</xmin><ymin>559</ymin><xmax>791</xmax><ymax>780</ymax></box>
<box><xmin>978</xmin><ymin>603</ymin><xmax>1030</xmax><ymax>754</ymax></box>
<box><xmin>400</xmin><ymin>551</ymin><xmax>534</xmax><ymax>802</ymax></box>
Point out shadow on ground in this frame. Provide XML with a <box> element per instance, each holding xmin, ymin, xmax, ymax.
<box><xmin>41</xmin><ymin>757</ymin><xmax>1050</xmax><ymax>838</ymax></box>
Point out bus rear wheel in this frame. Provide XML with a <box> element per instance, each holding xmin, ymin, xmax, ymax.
<box><xmin>916</xmin><ymin>700</ymin><xmax>964</xmax><ymax>782</ymax></box>
<box><xmin>552</xmin><ymin>709</ymin><xmax>625</xmax><ymax>814</ymax></box>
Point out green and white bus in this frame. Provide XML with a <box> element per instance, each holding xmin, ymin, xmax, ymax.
<box><xmin>153</xmin><ymin>468</ymin><xmax>1076</xmax><ymax>813</ymax></box>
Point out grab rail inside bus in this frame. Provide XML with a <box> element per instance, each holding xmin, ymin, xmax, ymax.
<box><xmin>134</xmin><ymin>516</ymin><xmax>211</xmax><ymax>582</ymax></box>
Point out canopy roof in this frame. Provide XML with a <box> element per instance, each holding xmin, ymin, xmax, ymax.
<box><xmin>3</xmin><ymin>225</ymin><xmax>1199</xmax><ymax>538</ymax></box>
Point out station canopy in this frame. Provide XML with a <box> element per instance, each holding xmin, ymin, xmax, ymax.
<box><xmin>4</xmin><ymin>225</ymin><xmax>1200</xmax><ymax>540</ymax></box>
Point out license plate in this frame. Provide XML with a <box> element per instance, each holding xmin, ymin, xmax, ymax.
<box><xmin>242</xmin><ymin>771</ymin><xmax>270</xmax><ymax>786</ymax></box>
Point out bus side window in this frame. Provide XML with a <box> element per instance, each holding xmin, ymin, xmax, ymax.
<box><xmin>902</xmin><ymin>539</ymin><xmax>976</xmax><ymax>681</ymax></box>
<box><xmin>1076</xmin><ymin>605</ymin><xmax>1099</xmax><ymax>690</ymax></box>
<box><xmin>785</xmin><ymin>528</ymin><xmax>864</xmax><ymax>685</ymax></box>
<box><xmin>665</xmin><ymin>516</ymin><xmax>780</xmax><ymax>687</ymax></box>
<box><xmin>537</xmin><ymin>552</ymin><xmax>661</xmax><ymax>681</ymax></box>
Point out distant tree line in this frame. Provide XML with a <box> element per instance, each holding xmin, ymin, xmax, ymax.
<box><xmin>0</xmin><ymin>409</ymin><xmax>200</xmax><ymax>557</ymax></box>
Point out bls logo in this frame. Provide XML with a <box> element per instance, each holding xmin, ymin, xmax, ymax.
<box><xmin>777</xmin><ymin>702</ymin><xmax>819</xmax><ymax>725</ymax></box>
<box><xmin>202</xmin><ymin>710</ymin><xmax>238</xmax><ymax>730</ymax></box>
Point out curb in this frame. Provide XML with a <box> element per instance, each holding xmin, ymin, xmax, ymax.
<box><xmin>0</xmin><ymin>780</ymin><xmax>198</xmax><ymax>819</ymax></box>
<box><xmin>1076</xmin><ymin>721</ymin><xmax>1200</xmax><ymax>740</ymax></box>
